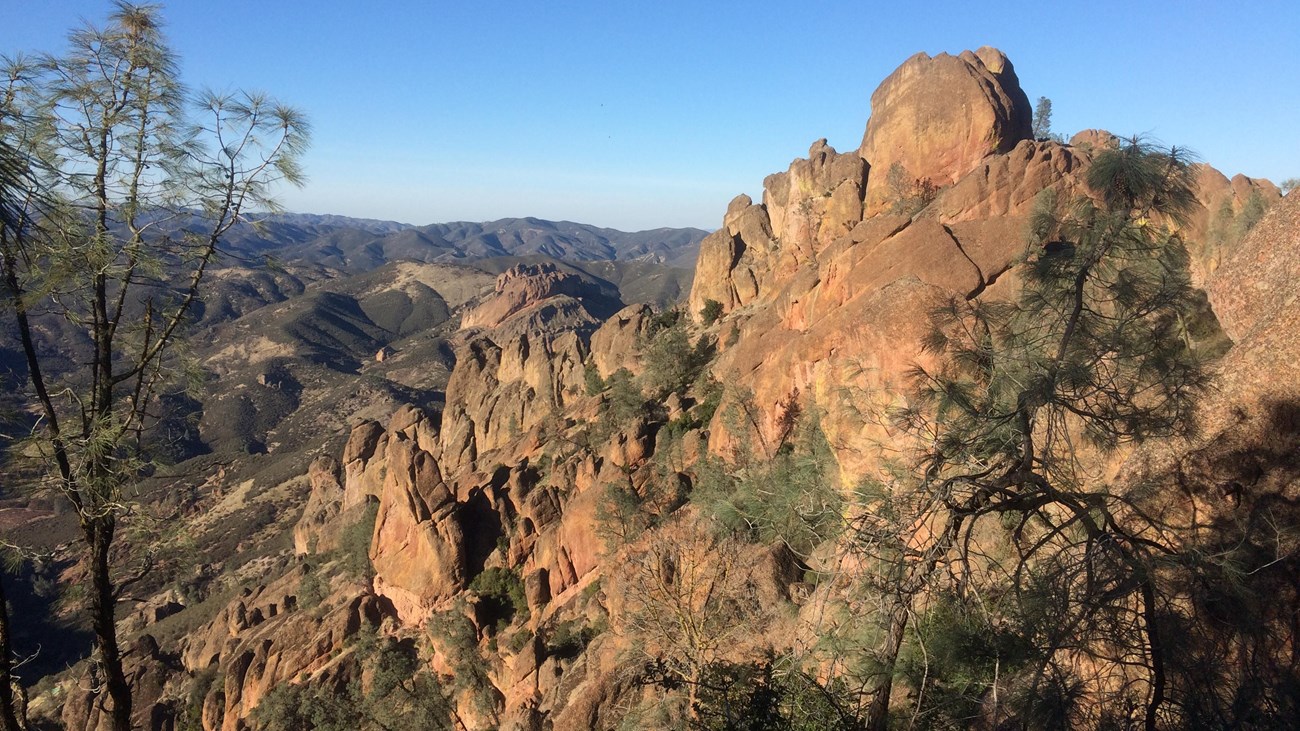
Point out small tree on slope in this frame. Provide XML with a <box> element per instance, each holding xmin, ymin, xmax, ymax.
<box><xmin>0</xmin><ymin>5</ymin><xmax>308</xmax><ymax>728</ymax></box>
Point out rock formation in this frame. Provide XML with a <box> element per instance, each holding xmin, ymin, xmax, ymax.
<box><xmin>859</xmin><ymin>47</ymin><xmax>1033</xmax><ymax>214</ymax></box>
<box><xmin>689</xmin><ymin>47</ymin><xmax>1278</xmax><ymax>476</ymax></box>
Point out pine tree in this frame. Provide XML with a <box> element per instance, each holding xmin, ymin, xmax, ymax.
<box><xmin>862</xmin><ymin>137</ymin><xmax>1211</xmax><ymax>730</ymax></box>
<box><xmin>1032</xmin><ymin>96</ymin><xmax>1054</xmax><ymax>140</ymax></box>
<box><xmin>0</xmin><ymin>5</ymin><xmax>308</xmax><ymax>728</ymax></box>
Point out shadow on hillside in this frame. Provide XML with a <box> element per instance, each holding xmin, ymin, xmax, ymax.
<box><xmin>3</xmin><ymin>556</ymin><xmax>94</xmax><ymax>689</ymax></box>
<box><xmin>1166</xmin><ymin>398</ymin><xmax>1300</xmax><ymax>726</ymax></box>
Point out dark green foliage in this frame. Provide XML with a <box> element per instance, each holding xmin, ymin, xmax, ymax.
<box><xmin>427</xmin><ymin>605</ymin><xmax>503</xmax><ymax>717</ymax></box>
<box><xmin>1032</xmin><ymin>96</ymin><xmax>1054</xmax><ymax>140</ymax></box>
<box><xmin>339</xmin><ymin>501</ymin><xmax>379</xmax><ymax>580</ymax></box>
<box><xmin>547</xmin><ymin>618</ymin><xmax>602</xmax><ymax>659</ymax></box>
<box><xmin>592</xmin><ymin>367</ymin><xmax>647</xmax><ymax>441</ymax></box>
<box><xmin>694</xmin><ymin>413</ymin><xmax>841</xmax><ymax>557</ymax></box>
<box><xmin>200</xmin><ymin>360</ymin><xmax>302</xmax><ymax>455</ymax></box>
<box><xmin>642</xmin><ymin>318</ymin><xmax>716</xmax><ymax>399</ymax></box>
<box><xmin>645</xmin><ymin>656</ymin><xmax>865</xmax><ymax>731</ymax></box>
<box><xmin>695</xmin><ymin>377</ymin><xmax>723</xmax><ymax>426</ymax></box>
<box><xmin>896</xmin><ymin>594</ymin><xmax>1038</xmax><ymax>730</ymax></box>
<box><xmin>427</xmin><ymin>607</ymin><xmax>478</xmax><ymax>662</ymax></box>
<box><xmin>583</xmin><ymin>360</ymin><xmax>606</xmax><ymax>396</ymax></box>
<box><xmin>255</xmin><ymin>681</ymin><xmax>361</xmax><ymax>731</ymax></box>
<box><xmin>298</xmin><ymin>564</ymin><xmax>328</xmax><ymax>610</ymax></box>
<box><xmin>469</xmin><ymin>567</ymin><xmax>529</xmax><ymax>631</ymax></box>
<box><xmin>606</xmin><ymin>368</ymin><xmax>644</xmax><ymax>422</ymax></box>
<box><xmin>179</xmin><ymin>666</ymin><xmax>220</xmax><ymax>731</ymax></box>
<box><xmin>878</xmin><ymin>137</ymin><xmax>1218</xmax><ymax>729</ymax></box>
<box><xmin>357</xmin><ymin>282</ymin><xmax>450</xmax><ymax>337</ymax></box>
<box><xmin>700</xmin><ymin>298</ymin><xmax>724</xmax><ymax>326</ymax></box>
<box><xmin>256</xmin><ymin>635</ymin><xmax>452</xmax><ymax>730</ymax></box>
<box><xmin>647</xmin><ymin>307</ymin><xmax>683</xmax><ymax>336</ymax></box>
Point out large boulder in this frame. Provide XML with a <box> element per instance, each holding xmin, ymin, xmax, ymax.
<box><xmin>589</xmin><ymin>304</ymin><xmax>651</xmax><ymax>378</ymax></box>
<box><xmin>342</xmin><ymin>419</ymin><xmax>388</xmax><ymax>509</ymax></box>
<box><xmin>859</xmin><ymin>47</ymin><xmax>1033</xmax><ymax>215</ymax></box>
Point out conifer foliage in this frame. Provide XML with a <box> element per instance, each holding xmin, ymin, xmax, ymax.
<box><xmin>864</xmin><ymin>138</ymin><xmax>1214</xmax><ymax>729</ymax></box>
<box><xmin>0</xmin><ymin>4</ymin><xmax>309</xmax><ymax>728</ymax></box>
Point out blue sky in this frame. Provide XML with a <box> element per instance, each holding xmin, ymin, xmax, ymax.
<box><xmin>5</xmin><ymin>1</ymin><xmax>1298</xmax><ymax>230</ymax></box>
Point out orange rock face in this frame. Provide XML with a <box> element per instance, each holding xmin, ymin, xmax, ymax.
<box><xmin>292</xmin><ymin>455</ymin><xmax>344</xmax><ymax>555</ymax></box>
<box><xmin>461</xmin><ymin>262</ymin><xmax>608</xmax><ymax>332</ymax></box>
<box><xmin>370</xmin><ymin>431</ymin><xmax>467</xmax><ymax>622</ymax></box>
<box><xmin>859</xmin><ymin>47</ymin><xmax>1033</xmax><ymax>215</ymax></box>
<box><xmin>589</xmin><ymin>303</ymin><xmax>651</xmax><ymax>378</ymax></box>
<box><xmin>687</xmin><ymin>48</ymin><xmax>1280</xmax><ymax>481</ymax></box>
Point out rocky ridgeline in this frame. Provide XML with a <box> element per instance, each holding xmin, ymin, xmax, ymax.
<box><xmin>42</xmin><ymin>49</ymin><xmax>1296</xmax><ymax>730</ymax></box>
<box><xmin>689</xmin><ymin>47</ymin><xmax>1280</xmax><ymax>476</ymax></box>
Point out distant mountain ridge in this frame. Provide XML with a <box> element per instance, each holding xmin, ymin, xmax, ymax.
<box><xmin>224</xmin><ymin>213</ymin><xmax>708</xmax><ymax>271</ymax></box>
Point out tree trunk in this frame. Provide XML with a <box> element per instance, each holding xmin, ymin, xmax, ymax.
<box><xmin>1140</xmin><ymin>579</ymin><xmax>1165</xmax><ymax>731</ymax></box>
<box><xmin>865</xmin><ymin>599</ymin><xmax>910</xmax><ymax>731</ymax></box>
<box><xmin>88</xmin><ymin>520</ymin><xmax>132</xmax><ymax>731</ymax></box>
<box><xmin>0</xmin><ymin>571</ymin><xmax>24</xmax><ymax>731</ymax></box>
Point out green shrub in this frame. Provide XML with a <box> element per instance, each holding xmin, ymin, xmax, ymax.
<box><xmin>428</xmin><ymin>605</ymin><xmax>502</xmax><ymax>717</ymax></box>
<box><xmin>693</xmin><ymin>413</ymin><xmax>842</xmax><ymax>556</ymax></box>
<box><xmin>469</xmin><ymin>567</ymin><xmax>529</xmax><ymax>630</ymax></box>
<box><xmin>642</xmin><ymin>321</ymin><xmax>715</xmax><ymax>399</ymax></box>
<box><xmin>677</xmin><ymin>657</ymin><xmax>865</xmax><ymax>731</ymax></box>
<box><xmin>339</xmin><ymin>501</ymin><xmax>379</xmax><ymax>580</ymax></box>
<box><xmin>255</xmin><ymin>636</ymin><xmax>452</xmax><ymax>730</ymax></box>
<box><xmin>428</xmin><ymin>605</ymin><xmax>478</xmax><ymax>661</ymax></box>
<box><xmin>547</xmin><ymin>618</ymin><xmax>601</xmax><ymax>659</ymax></box>
<box><xmin>179</xmin><ymin>666</ymin><xmax>221</xmax><ymax>731</ymax></box>
<box><xmin>647</xmin><ymin>307</ymin><xmax>682</xmax><ymax>336</ymax></box>
<box><xmin>584</xmin><ymin>360</ymin><xmax>606</xmax><ymax>396</ymax></box>
<box><xmin>593</xmin><ymin>368</ymin><xmax>646</xmax><ymax>441</ymax></box>
<box><xmin>298</xmin><ymin>564</ymin><xmax>328</xmax><ymax>609</ymax></box>
<box><xmin>699</xmin><ymin>299</ymin><xmax>724</xmax><ymax>326</ymax></box>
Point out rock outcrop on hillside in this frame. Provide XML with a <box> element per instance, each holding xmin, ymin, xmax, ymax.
<box><xmin>688</xmin><ymin>48</ymin><xmax>1277</xmax><ymax>475</ymax></box>
<box><xmin>859</xmin><ymin>47</ymin><xmax>1033</xmax><ymax>214</ymax></box>
<box><xmin>461</xmin><ymin>263</ymin><xmax>610</xmax><ymax>332</ymax></box>
<box><xmin>1204</xmin><ymin>189</ymin><xmax>1300</xmax><ymax>395</ymax></box>
<box><xmin>438</xmin><ymin>263</ymin><xmax>617</xmax><ymax>477</ymax></box>
<box><xmin>279</xmin><ymin>47</ymin><xmax>1293</xmax><ymax>729</ymax></box>
<box><xmin>363</xmin><ymin>263</ymin><xmax>629</xmax><ymax>626</ymax></box>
